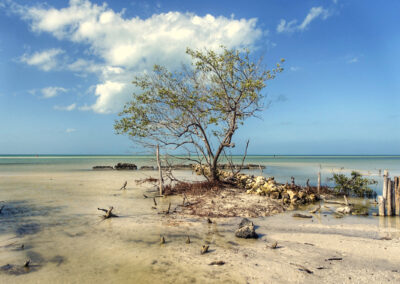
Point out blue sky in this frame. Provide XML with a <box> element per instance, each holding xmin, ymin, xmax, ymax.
<box><xmin>0</xmin><ymin>0</ymin><xmax>399</xmax><ymax>155</ymax></box>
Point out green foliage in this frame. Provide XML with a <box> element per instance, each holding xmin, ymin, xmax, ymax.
<box><xmin>329</xmin><ymin>171</ymin><xmax>377</xmax><ymax>197</ymax></box>
<box><xmin>114</xmin><ymin>46</ymin><xmax>283</xmax><ymax>180</ymax></box>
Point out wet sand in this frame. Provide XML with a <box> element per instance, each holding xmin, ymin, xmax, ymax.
<box><xmin>1</xmin><ymin>170</ymin><xmax>399</xmax><ymax>283</ymax></box>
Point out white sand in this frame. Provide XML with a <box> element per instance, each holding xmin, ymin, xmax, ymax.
<box><xmin>0</xmin><ymin>171</ymin><xmax>399</xmax><ymax>283</ymax></box>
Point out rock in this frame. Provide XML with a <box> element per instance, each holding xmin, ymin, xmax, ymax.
<box><xmin>92</xmin><ymin>166</ymin><xmax>114</xmax><ymax>170</ymax></box>
<box><xmin>336</xmin><ymin>206</ymin><xmax>352</xmax><ymax>214</ymax></box>
<box><xmin>292</xmin><ymin>213</ymin><xmax>312</xmax><ymax>218</ymax></box>
<box><xmin>307</xmin><ymin>194</ymin><xmax>317</xmax><ymax>202</ymax></box>
<box><xmin>238</xmin><ymin>218</ymin><xmax>253</xmax><ymax>228</ymax></box>
<box><xmin>140</xmin><ymin>166</ymin><xmax>154</xmax><ymax>170</ymax></box>
<box><xmin>287</xmin><ymin>190</ymin><xmax>297</xmax><ymax>200</ymax></box>
<box><xmin>270</xmin><ymin>192</ymin><xmax>280</xmax><ymax>199</ymax></box>
<box><xmin>236</xmin><ymin>218</ymin><xmax>258</xmax><ymax>239</ymax></box>
<box><xmin>235</xmin><ymin>225</ymin><xmax>258</xmax><ymax>239</ymax></box>
<box><xmin>115</xmin><ymin>163</ymin><xmax>137</xmax><ymax>170</ymax></box>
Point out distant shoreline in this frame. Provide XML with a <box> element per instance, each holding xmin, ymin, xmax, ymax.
<box><xmin>1</xmin><ymin>154</ymin><xmax>400</xmax><ymax>158</ymax></box>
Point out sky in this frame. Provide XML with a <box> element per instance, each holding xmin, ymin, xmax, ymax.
<box><xmin>0</xmin><ymin>0</ymin><xmax>399</xmax><ymax>155</ymax></box>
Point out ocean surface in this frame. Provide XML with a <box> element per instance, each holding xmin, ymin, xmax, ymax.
<box><xmin>1</xmin><ymin>155</ymin><xmax>399</xmax><ymax>194</ymax></box>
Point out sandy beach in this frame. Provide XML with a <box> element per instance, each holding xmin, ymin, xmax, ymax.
<box><xmin>0</xmin><ymin>170</ymin><xmax>399</xmax><ymax>283</ymax></box>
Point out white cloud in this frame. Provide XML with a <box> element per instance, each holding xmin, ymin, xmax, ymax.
<box><xmin>348</xmin><ymin>57</ymin><xmax>359</xmax><ymax>64</ymax></box>
<box><xmin>41</xmin><ymin>86</ymin><xmax>67</xmax><ymax>98</ymax></box>
<box><xmin>15</xmin><ymin>0</ymin><xmax>262</xmax><ymax>114</ymax></box>
<box><xmin>290</xmin><ymin>66</ymin><xmax>300</xmax><ymax>71</ymax></box>
<box><xmin>277</xmin><ymin>6</ymin><xmax>330</xmax><ymax>33</ymax></box>
<box><xmin>65</xmin><ymin>128</ymin><xmax>76</xmax><ymax>133</ymax></box>
<box><xmin>54</xmin><ymin>103</ymin><xmax>76</xmax><ymax>111</ymax></box>
<box><xmin>20</xmin><ymin>48</ymin><xmax>64</xmax><ymax>71</ymax></box>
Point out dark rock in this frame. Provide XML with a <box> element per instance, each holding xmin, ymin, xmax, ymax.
<box><xmin>235</xmin><ymin>224</ymin><xmax>258</xmax><ymax>239</ymax></box>
<box><xmin>92</xmin><ymin>166</ymin><xmax>114</xmax><ymax>170</ymax></box>
<box><xmin>238</xmin><ymin>218</ymin><xmax>253</xmax><ymax>229</ymax></box>
<box><xmin>114</xmin><ymin>163</ymin><xmax>137</xmax><ymax>170</ymax></box>
<box><xmin>140</xmin><ymin>166</ymin><xmax>155</xmax><ymax>170</ymax></box>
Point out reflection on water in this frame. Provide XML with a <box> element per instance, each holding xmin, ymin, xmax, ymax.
<box><xmin>0</xmin><ymin>158</ymin><xmax>400</xmax><ymax>282</ymax></box>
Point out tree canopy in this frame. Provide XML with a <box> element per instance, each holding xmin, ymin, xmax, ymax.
<box><xmin>115</xmin><ymin>46</ymin><xmax>284</xmax><ymax>180</ymax></box>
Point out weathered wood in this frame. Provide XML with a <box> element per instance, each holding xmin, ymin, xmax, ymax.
<box><xmin>383</xmin><ymin>170</ymin><xmax>389</xmax><ymax>202</ymax></box>
<box><xmin>391</xmin><ymin>179</ymin><xmax>396</xmax><ymax>214</ymax></box>
<box><xmin>395</xmin><ymin>177</ymin><xmax>400</xmax><ymax>216</ymax></box>
<box><xmin>317</xmin><ymin>172</ymin><xmax>321</xmax><ymax>194</ymax></box>
<box><xmin>97</xmin><ymin>207</ymin><xmax>118</xmax><ymax>218</ymax></box>
<box><xmin>292</xmin><ymin>213</ymin><xmax>312</xmax><ymax>218</ymax></box>
<box><xmin>201</xmin><ymin>245</ymin><xmax>209</xmax><ymax>254</ymax></box>
<box><xmin>120</xmin><ymin>181</ymin><xmax>127</xmax><ymax>190</ymax></box>
<box><xmin>378</xmin><ymin>196</ymin><xmax>385</xmax><ymax>216</ymax></box>
<box><xmin>387</xmin><ymin>179</ymin><xmax>393</xmax><ymax>216</ymax></box>
<box><xmin>344</xmin><ymin>195</ymin><xmax>349</xmax><ymax>206</ymax></box>
<box><xmin>156</xmin><ymin>145</ymin><xmax>164</xmax><ymax>195</ymax></box>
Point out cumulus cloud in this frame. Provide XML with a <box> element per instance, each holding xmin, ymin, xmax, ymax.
<box><xmin>65</xmin><ymin>128</ymin><xmax>76</xmax><ymax>133</ymax></box>
<box><xmin>277</xmin><ymin>6</ymin><xmax>330</xmax><ymax>33</ymax></box>
<box><xmin>41</xmin><ymin>86</ymin><xmax>67</xmax><ymax>98</ymax></box>
<box><xmin>20</xmin><ymin>48</ymin><xmax>64</xmax><ymax>71</ymax></box>
<box><xmin>14</xmin><ymin>0</ymin><xmax>262</xmax><ymax>114</ymax></box>
<box><xmin>54</xmin><ymin>103</ymin><xmax>76</xmax><ymax>111</ymax></box>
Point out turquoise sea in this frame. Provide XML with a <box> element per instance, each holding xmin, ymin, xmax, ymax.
<box><xmin>1</xmin><ymin>155</ymin><xmax>399</xmax><ymax>194</ymax></box>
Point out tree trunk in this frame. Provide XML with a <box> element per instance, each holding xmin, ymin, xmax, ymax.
<box><xmin>210</xmin><ymin>163</ymin><xmax>219</xmax><ymax>181</ymax></box>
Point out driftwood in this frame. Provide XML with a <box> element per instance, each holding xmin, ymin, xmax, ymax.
<box><xmin>153</xmin><ymin>198</ymin><xmax>157</xmax><ymax>206</ymax></box>
<box><xmin>201</xmin><ymin>245</ymin><xmax>209</xmax><ymax>254</ymax></box>
<box><xmin>266</xmin><ymin>241</ymin><xmax>278</xmax><ymax>249</ymax></box>
<box><xmin>143</xmin><ymin>194</ymin><xmax>148</xmax><ymax>198</ymax></box>
<box><xmin>290</xmin><ymin>263</ymin><xmax>313</xmax><ymax>274</ymax></box>
<box><xmin>292</xmin><ymin>213</ymin><xmax>312</xmax><ymax>218</ymax></box>
<box><xmin>324</xmin><ymin>200</ymin><xmax>349</xmax><ymax>206</ymax></box>
<box><xmin>97</xmin><ymin>207</ymin><xmax>118</xmax><ymax>218</ymax></box>
<box><xmin>120</xmin><ymin>181</ymin><xmax>127</xmax><ymax>190</ymax></box>
<box><xmin>209</xmin><ymin>261</ymin><xmax>225</xmax><ymax>266</ymax></box>
<box><xmin>156</xmin><ymin>145</ymin><xmax>164</xmax><ymax>195</ymax></box>
<box><xmin>325</xmin><ymin>257</ymin><xmax>342</xmax><ymax>261</ymax></box>
<box><xmin>309</xmin><ymin>205</ymin><xmax>321</xmax><ymax>214</ymax></box>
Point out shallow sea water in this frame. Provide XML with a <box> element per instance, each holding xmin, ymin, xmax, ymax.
<box><xmin>0</xmin><ymin>156</ymin><xmax>399</xmax><ymax>283</ymax></box>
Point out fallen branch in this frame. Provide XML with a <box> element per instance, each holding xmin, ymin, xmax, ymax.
<box><xmin>309</xmin><ymin>205</ymin><xmax>321</xmax><ymax>214</ymax></box>
<box><xmin>325</xmin><ymin>257</ymin><xmax>342</xmax><ymax>261</ymax></box>
<box><xmin>290</xmin><ymin>263</ymin><xmax>313</xmax><ymax>274</ymax></box>
<box><xmin>120</xmin><ymin>181</ymin><xmax>127</xmax><ymax>190</ymax></box>
<box><xmin>97</xmin><ymin>207</ymin><xmax>118</xmax><ymax>218</ymax></box>
<box><xmin>292</xmin><ymin>213</ymin><xmax>312</xmax><ymax>219</ymax></box>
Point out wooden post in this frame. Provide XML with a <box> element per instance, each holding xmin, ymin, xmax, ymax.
<box><xmin>395</xmin><ymin>177</ymin><xmax>400</xmax><ymax>216</ymax></box>
<box><xmin>383</xmin><ymin>170</ymin><xmax>389</xmax><ymax>201</ymax></box>
<box><xmin>156</xmin><ymin>145</ymin><xmax>164</xmax><ymax>195</ymax></box>
<box><xmin>391</xmin><ymin>179</ymin><xmax>396</xmax><ymax>215</ymax></box>
<box><xmin>378</xmin><ymin>196</ymin><xmax>385</xmax><ymax>216</ymax></box>
<box><xmin>387</xmin><ymin>179</ymin><xmax>392</xmax><ymax>216</ymax></box>
<box><xmin>317</xmin><ymin>171</ymin><xmax>321</xmax><ymax>195</ymax></box>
